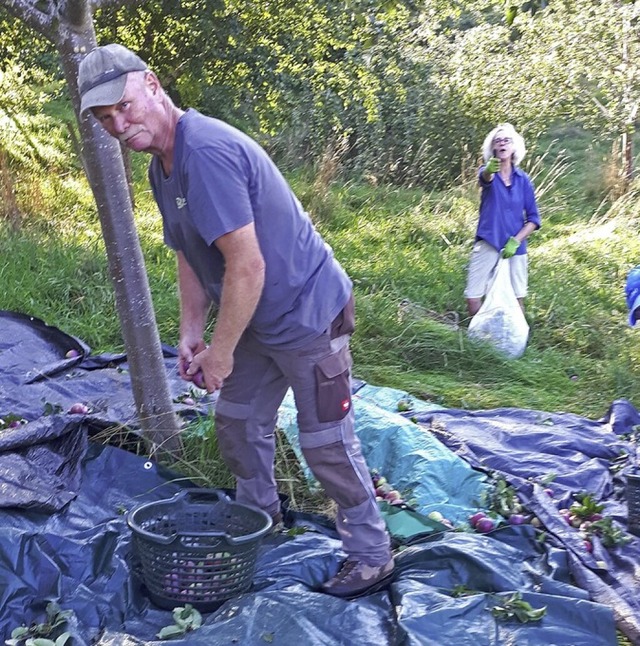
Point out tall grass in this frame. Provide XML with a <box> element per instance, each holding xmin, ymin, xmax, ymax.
<box><xmin>2</xmin><ymin>125</ymin><xmax>640</xmax><ymax>419</ymax></box>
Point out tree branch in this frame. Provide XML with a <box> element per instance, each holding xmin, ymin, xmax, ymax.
<box><xmin>0</xmin><ymin>0</ymin><xmax>54</xmax><ymax>38</ymax></box>
<box><xmin>590</xmin><ymin>95</ymin><xmax>611</xmax><ymax>120</ymax></box>
<box><xmin>62</xmin><ymin>0</ymin><xmax>92</xmax><ymax>27</ymax></box>
<box><xmin>92</xmin><ymin>0</ymin><xmax>146</xmax><ymax>9</ymax></box>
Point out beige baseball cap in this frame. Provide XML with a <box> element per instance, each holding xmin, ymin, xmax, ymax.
<box><xmin>78</xmin><ymin>44</ymin><xmax>148</xmax><ymax>114</ymax></box>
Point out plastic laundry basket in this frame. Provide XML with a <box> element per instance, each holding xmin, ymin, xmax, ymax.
<box><xmin>127</xmin><ymin>488</ymin><xmax>272</xmax><ymax>611</ymax></box>
<box><xmin>627</xmin><ymin>472</ymin><xmax>640</xmax><ymax>537</ymax></box>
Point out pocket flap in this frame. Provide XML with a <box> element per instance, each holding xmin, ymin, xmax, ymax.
<box><xmin>317</xmin><ymin>347</ymin><xmax>351</xmax><ymax>379</ymax></box>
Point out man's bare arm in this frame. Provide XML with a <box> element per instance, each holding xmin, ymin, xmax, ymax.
<box><xmin>189</xmin><ymin>222</ymin><xmax>265</xmax><ymax>390</ymax></box>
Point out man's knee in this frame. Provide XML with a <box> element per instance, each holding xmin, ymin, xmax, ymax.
<box><xmin>215</xmin><ymin>413</ymin><xmax>254</xmax><ymax>479</ymax></box>
<box><xmin>302</xmin><ymin>434</ymin><xmax>371</xmax><ymax>509</ymax></box>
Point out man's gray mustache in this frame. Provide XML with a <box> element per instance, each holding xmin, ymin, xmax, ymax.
<box><xmin>118</xmin><ymin>129</ymin><xmax>142</xmax><ymax>143</ymax></box>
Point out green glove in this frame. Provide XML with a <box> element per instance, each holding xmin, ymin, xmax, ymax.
<box><xmin>501</xmin><ymin>236</ymin><xmax>520</xmax><ymax>258</ymax></box>
<box><xmin>485</xmin><ymin>157</ymin><xmax>500</xmax><ymax>175</ymax></box>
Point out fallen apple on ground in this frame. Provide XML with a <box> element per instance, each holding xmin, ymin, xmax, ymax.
<box><xmin>68</xmin><ymin>403</ymin><xmax>90</xmax><ymax>414</ymax></box>
<box><xmin>370</xmin><ymin>470</ymin><xmax>412</xmax><ymax>506</ymax></box>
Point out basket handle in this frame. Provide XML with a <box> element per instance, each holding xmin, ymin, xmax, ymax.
<box><xmin>177</xmin><ymin>488</ymin><xmax>234</xmax><ymax>505</ymax></box>
<box><xmin>172</xmin><ymin>489</ymin><xmax>266</xmax><ymax>545</ymax></box>
<box><xmin>127</xmin><ymin>488</ymin><xmax>236</xmax><ymax>546</ymax></box>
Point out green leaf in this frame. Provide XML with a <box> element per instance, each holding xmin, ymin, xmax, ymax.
<box><xmin>11</xmin><ymin>627</ymin><xmax>30</xmax><ymax>639</ymax></box>
<box><xmin>528</xmin><ymin>606</ymin><xmax>547</xmax><ymax>620</ymax></box>
<box><xmin>514</xmin><ymin>607</ymin><xmax>532</xmax><ymax>622</ymax></box>
<box><xmin>179</xmin><ymin>604</ymin><xmax>194</xmax><ymax>619</ymax></box>
<box><xmin>55</xmin><ymin>633</ymin><xmax>72</xmax><ymax>646</ymax></box>
<box><xmin>45</xmin><ymin>602</ymin><xmax>61</xmax><ymax>619</ymax></box>
<box><xmin>451</xmin><ymin>584</ymin><xmax>481</xmax><ymax>597</ymax></box>
<box><xmin>190</xmin><ymin>609</ymin><xmax>203</xmax><ymax>629</ymax></box>
<box><xmin>157</xmin><ymin>625</ymin><xmax>187</xmax><ymax>639</ymax></box>
<box><xmin>286</xmin><ymin>526</ymin><xmax>308</xmax><ymax>537</ymax></box>
<box><xmin>27</xmin><ymin>639</ymin><xmax>57</xmax><ymax>646</ymax></box>
<box><xmin>490</xmin><ymin>592</ymin><xmax>546</xmax><ymax>624</ymax></box>
<box><xmin>173</xmin><ymin>615</ymin><xmax>188</xmax><ymax>629</ymax></box>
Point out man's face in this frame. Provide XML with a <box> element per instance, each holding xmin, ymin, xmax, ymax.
<box><xmin>91</xmin><ymin>72</ymin><xmax>162</xmax><ymax>153</ymax></box>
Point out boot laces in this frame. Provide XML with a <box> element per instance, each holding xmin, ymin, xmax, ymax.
<box><xmin>333</xmin><ymin>560</ymin><xmax>359</xmax><ymax>582</ymax></box>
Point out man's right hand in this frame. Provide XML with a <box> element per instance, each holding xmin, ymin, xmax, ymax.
<box><xmin>178</xmin><ymin>336</ymin><xmax>207</xmax><ymax>386</ymax></box>
<box><xmin>485</xmin><ymin>157</ymin><xmax>500</xmax><ymax>175</ymax></box>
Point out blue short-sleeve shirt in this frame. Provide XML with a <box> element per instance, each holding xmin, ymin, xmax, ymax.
<box><xmin>149</xmin><ymin>110</ymin><xmax>351</xmax><ymax>348</ymax></box>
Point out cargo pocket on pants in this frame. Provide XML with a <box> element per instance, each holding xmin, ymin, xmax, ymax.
<box><xmin>315</xmin><ymin>345</ymin><xmax>352</xmax><ymax>423</ymax></box>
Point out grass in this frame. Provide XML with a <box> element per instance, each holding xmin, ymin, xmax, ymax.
<box><xmin>3</xmin><ymin>125</ymin><xmax>640</xmax><ymax>419</ymax></box>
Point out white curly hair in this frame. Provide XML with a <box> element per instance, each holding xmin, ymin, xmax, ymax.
<box><xmin>482</xmin><ymin>123</ymin><xmax>526</xmax><ymax>165</ymax></box>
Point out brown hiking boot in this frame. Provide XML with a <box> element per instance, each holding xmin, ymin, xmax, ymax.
<box><xmin>269</xmin><ymin>511</ymin><xmax>284</xmax><ymax>534</ymax></box>
<box><xmin>320</xmin><ymin>557</ymin><xmax>395</xmax><ymax>598</ymax></box>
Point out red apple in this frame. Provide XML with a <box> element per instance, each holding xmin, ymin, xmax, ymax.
<box><xmin>475</xmin><ymin>517</ymin><xmax>495</xmax><ymax>533</ymax></box>
<box><xmin>469</xmin><ymin>512</ymin><xmax>486</xmax><ymax>528</ymax></box>
<box><xmin>68</xmin><ymin>403</ymin><xmax>89</xmax><ymax>415</ymax></box>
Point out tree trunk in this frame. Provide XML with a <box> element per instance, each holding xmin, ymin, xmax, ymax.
<box><xmin>55</xmin><ymin>20</ymin><xmax>183</xmax><ymax>458</ymax></box>
<box><xmin>120</xmin><ymin>143</ymin><xmax>136</xmax><ymax>209</ymax></box>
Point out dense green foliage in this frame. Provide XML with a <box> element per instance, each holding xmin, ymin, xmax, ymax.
<box><xmin>4</xmin><ymin>0</ymin><xmax>640</xmax><ymax>186</ymax></box>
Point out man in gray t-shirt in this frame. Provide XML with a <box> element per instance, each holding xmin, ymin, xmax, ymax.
<box><xmin>149</xmin><ymin>109</ymin><xmax>351</xmax><ymax>349</ymax></box>
<box><xmin>79</xmin><ymin>44</ymin><xmax>393</xmax><ymax>598</ymax></box>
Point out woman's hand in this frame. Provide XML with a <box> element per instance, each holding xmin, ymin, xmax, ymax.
<box><xmin>501</xmin><ymin>236</ymin><xmax>520</xmax><ymax>258</ymax></box>
<box><xmin>485</xmin><ymin>157</ymin><xmax>500</xmax><ymax>174</ymax></box>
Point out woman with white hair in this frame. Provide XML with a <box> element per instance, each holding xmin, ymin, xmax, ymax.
<box><xmin>464</xmin><ymin>122</ymin><xmax>541</xmax><ymax>318</ymax></box>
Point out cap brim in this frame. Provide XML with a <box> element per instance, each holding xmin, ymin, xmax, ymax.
<box><xmin>629</xmin><ymin>293</ymin><xmax>640</xmax><ymax>327</ymax></box>
<box><xmin>80</xmin><ymin>75</ymin><xmax>127</xmax><ymax>114</ymax></box>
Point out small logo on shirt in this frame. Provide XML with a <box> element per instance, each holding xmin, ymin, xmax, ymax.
<box><xmin>176</xmin><ymin>196</ymin><xmax>187</xmax><ymax>209</ymax></box>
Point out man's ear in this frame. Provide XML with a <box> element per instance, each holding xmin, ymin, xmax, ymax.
<box><xmin>144</xmin><ymin>71</ymin><xmax>162</xmax><ymax>97</ymax></box>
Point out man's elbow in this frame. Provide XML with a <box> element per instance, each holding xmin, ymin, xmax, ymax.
<box><xmin>253</xmin><ymin>255</ymin><xmax>266</xmax><ymax>276</ymax></box>
<box><xmin>249</xmin><ymin>258</ymin><xmax>266</xmax><ymax>290</ymax></box>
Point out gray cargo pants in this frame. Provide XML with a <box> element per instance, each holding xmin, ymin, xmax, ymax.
<box><xmin>214</xmin><ymin>296</ymin><xmax>392</xmax><ymax>565</ymax></box>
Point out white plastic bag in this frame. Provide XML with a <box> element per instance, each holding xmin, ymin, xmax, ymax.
<box><xmin>467</xmin><ymin>258</ymin><xmax>529</xmax><ymax>359</ymax></box>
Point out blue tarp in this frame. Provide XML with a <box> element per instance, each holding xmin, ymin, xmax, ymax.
<box><xmin>279</xmin><ymin>384</ymin><xmax>487</xmax><ymax>524</ymax></box>
<box><xmin>1</xmin><ymin>310</ymin><xmax>639</xmax><ymax>645</ymax></box>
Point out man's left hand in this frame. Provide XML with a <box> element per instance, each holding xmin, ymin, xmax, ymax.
<box><xmin>501</xmin><ymin>236</ymin><xmax>520</xmax><ymax>258</ymax></box>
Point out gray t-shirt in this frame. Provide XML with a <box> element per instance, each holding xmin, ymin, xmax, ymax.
<box><xmin>149</xmin><ymin>109</ymin><xmax>352</xmax><ymax>349</ymax></box>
